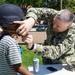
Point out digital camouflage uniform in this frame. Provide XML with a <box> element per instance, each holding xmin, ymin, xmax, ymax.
<box><xmin>26</xmin><ymin>8</ymin><xmax>75</xmax><ymax>70</ymax></box>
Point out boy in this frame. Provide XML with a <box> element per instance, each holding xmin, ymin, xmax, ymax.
<box><xmin>0</xmin><ymin>4</ymin><xmax>33</xmax><ymax>75</ymax></box>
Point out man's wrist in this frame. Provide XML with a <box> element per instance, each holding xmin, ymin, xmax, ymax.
<box><xmin>28</xmin><ymin>43</ymin><xmax>34</xmax><ymax>50</ymax></box>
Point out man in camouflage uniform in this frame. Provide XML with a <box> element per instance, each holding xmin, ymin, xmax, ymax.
<box><xmin>15</xmin><ymin>8</ymin><xmax>75</xmax><ymax>71</ymax></box>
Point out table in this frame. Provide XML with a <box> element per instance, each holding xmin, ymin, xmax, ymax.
<box><xmin>28</xmin><ymin>64</ymin><xmax>75</xmax><ymax>75</ymax></box>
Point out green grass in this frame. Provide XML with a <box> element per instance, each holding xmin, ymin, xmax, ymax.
<box><xmin>20</xmin><ymin>45</ymin><xmax>43</xmax><ymax>69</ymax></box>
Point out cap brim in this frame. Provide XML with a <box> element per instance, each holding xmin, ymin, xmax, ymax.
<box><xmin>0</xmin><ymin>16</ymin><xmax>25</xmax><ymax>26</ymax></box>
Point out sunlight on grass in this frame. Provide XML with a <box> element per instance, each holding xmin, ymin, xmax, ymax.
<box><xmin>20</xmin><ymin>45</ymin><xmax>43</xmax><ymax>69</ymax></box>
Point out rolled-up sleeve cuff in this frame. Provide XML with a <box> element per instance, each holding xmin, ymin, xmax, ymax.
<box><xmin>34</xmin><ymin>44</ymin><xmax>43</xmax><ymax>52</ymax></box>
<box><xmin>26</xmin><ymin>12</ymin><xmax>38</xmax><ymax>21</ymax></box>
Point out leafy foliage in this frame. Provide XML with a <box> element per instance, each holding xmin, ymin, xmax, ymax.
<box><xmin>43</xmin><ymin>0</ymin><xmax>60</xmax><ymax>10</ymax></box>
<box><xmin>5</xmin><ymin>0</ymin><xmax>44</xmax><ymax>7</ymax></box>
<box><xmin>1</xmin><ymin>0</ymin><xmax>75</xmax><ymax>14</ymax></box>
<box><xmin>0</xmin><ymin>0</ymin><xmax>6</xmax><ymax>5</ymax></box>
<box><xmin>64</xmin><ymin>0</ymin><xmax>75</xmax><ymax>14</ymax></box>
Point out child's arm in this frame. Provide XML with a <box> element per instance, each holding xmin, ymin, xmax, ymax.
<box><xmin>13</xmin><ymin>64</ymin><xmax>34</xmax><ymax>75</ymax></box>
<box><xmin>22</xmin><ymin>34</ymin><xmax>34</xmax><ymax>50</ymax></box>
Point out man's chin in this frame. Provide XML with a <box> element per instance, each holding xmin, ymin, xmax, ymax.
<box><xmin>53</xmin><ymin>29</ymin><xmax>59</xmax><ymax>32</ymax></box>
<box><xmin>53</xmin><ymin>29</ymin><xmax>65</xmax><ymax>33</ymax></box>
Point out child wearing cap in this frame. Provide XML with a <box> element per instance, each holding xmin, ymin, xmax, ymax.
<box><xmin>0</xmin><ymin>4</ymin><xmax>33</xmax><ymax>75</ymax></box>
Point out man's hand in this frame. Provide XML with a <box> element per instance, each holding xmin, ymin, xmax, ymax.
<box><xmin>14</xmin><ymin>17</ymin><xmax>35</xmax><ymax>36</ymax></box>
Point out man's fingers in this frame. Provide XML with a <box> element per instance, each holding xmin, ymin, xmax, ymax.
<box><xmin>16</xmin><ymin>24</ymin><xmax>25</xmax><ymax>32</ymax></box>
<box><xmin>16</xmin><ymin>24</ymin><xmax>29</xmax><ymax>36</ymax></box>
<box><xmin>17</xmin><ymin>28</ymin><xmax>28</xmax><ymax>37</ymax></box>
<box><xmin>13</xmin><ymin>21</ymin><xmax>25</xmax><ymax>24</ymax></box>
<box><xmin>21</xmin><ymin>31</ymin><xmax>28</xmax><ymax>36</ymax></box>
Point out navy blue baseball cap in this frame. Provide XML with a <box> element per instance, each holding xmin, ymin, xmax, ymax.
<box><xmin>0</xmin><ymin>4</ymin><xmax>25</xmax><ymax>26</ymax></box>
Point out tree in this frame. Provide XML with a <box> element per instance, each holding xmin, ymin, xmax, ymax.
<box><xmin>64</xmin><ymin>0</ymin><xmax>75</xmax><ymax>14</ymax></box>
<box><xmin>42</xmin><ymin>0</ymin><xmax>60</xmax><ymax>10</ymax></box>
<box><xmin>5</xmin><ymin>0</ymin><xmax>45</xmax><ymax>7</ymax></box>
<box><xmin>0</xmin><ymin>0</ymin><xmax>6</xmax><ymax>5</ymax></box>
<box><xmin>5</xmin><ymin>0</ymin><xmax>46</xmax><ymax>14</ymax></box>
<box><xmin>2</xmin><ymin>0</ymin><xmax>75</xmax><ymax>14</ymax></box>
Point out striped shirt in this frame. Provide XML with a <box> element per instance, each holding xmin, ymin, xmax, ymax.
<box><xmin>0</xmin><ymin>35</ymin><xmax>22</xmax><ymax>75</ymax></box>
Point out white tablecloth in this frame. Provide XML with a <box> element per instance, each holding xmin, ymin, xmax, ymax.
<box><xmin>28</xmin><ymin>64</ymin><xmax>75</xmax><ymax>75</ymax></box>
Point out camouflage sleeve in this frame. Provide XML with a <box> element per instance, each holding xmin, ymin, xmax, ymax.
<box><xmin>26</xmin><ymin>8</ymin><xmax>38</xmax><ymax>21</ymax></box>
<box><xmin>26</xmin><ymin>7</ymin><xmax>58</xmax><ymax>21</ymax></box>
<box><xmin>34</xmin><ymin>38</ymin><xmax>74</xmax><ymax>60</ymax></box>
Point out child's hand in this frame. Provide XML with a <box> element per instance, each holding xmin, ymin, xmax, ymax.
<box><xmin>22</xmin><ymin>34</ymin><xmax>33</xmax><ymax>49</ymax></box>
